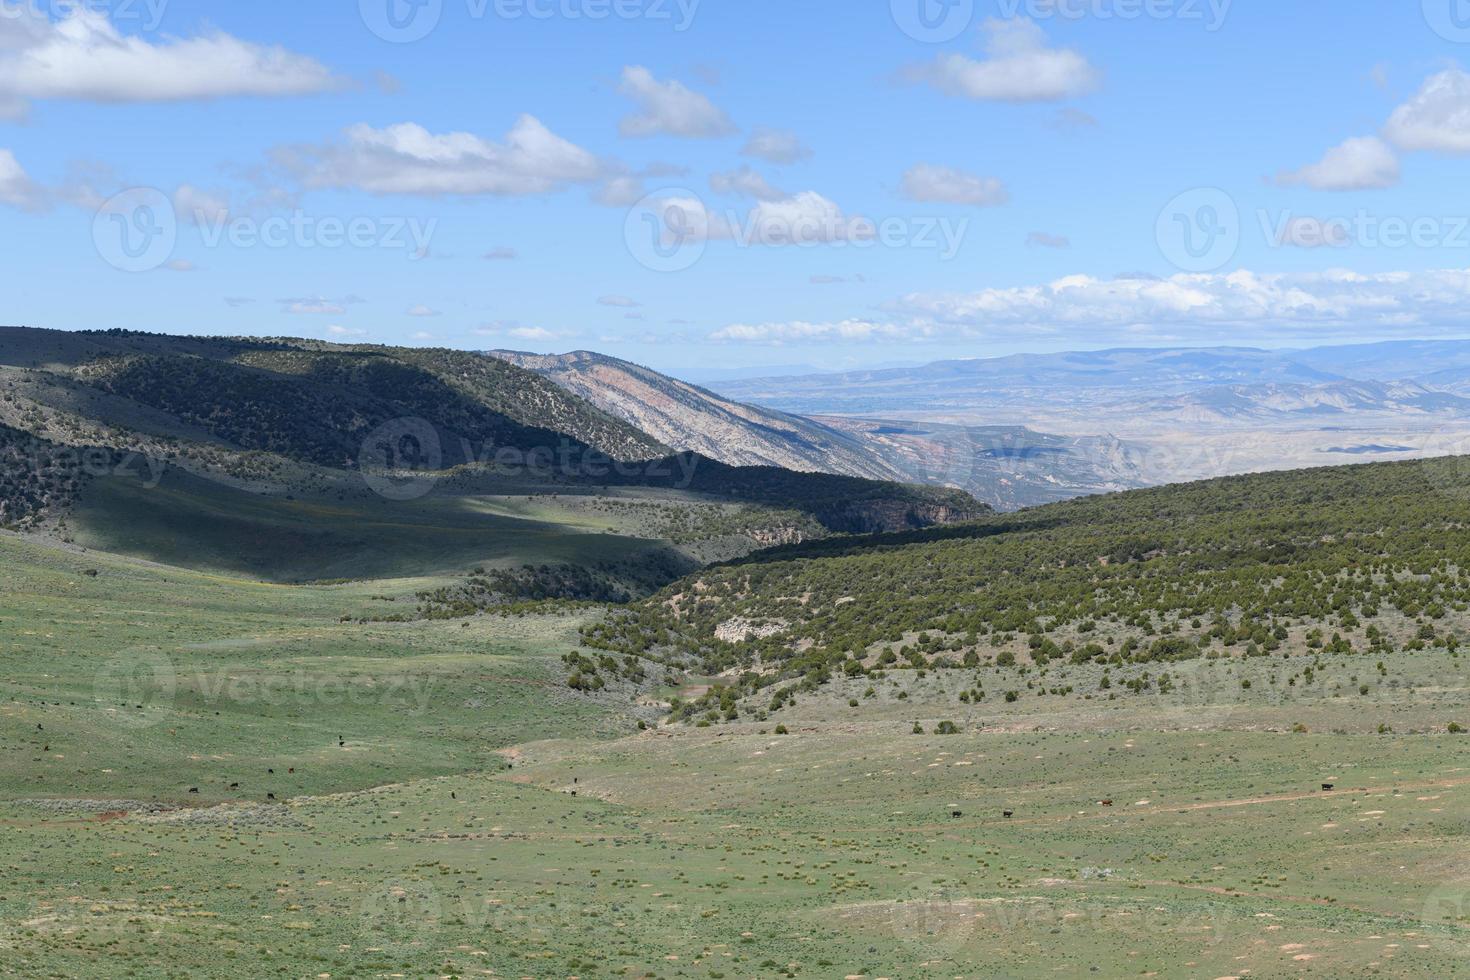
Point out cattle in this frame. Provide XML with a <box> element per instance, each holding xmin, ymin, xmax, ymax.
<box><xmin>188</xmin><ymin>787</ymin><xmax>199</xmax><ymax>794</ymax></box>
<box><xmin>1003</xmin><ymin>809</ymin><xmax>1014</xmax><ymax>819</ymax></box>
<box><xmin>1322</xmin><ymin>783</ymin><xmax>1335</xmax><ymax>791</ymax></box>
<box><xmin>267</xmin><ymin>793</ymin><xmax>276</xmax><ymax>800</ymax></box>
<box><xmin>950</xmin><ymin>809</ymin><xmax>963</xmax><ymax>819</ymax></box>
<box><xmin>1101</xmin><ymin>800</ymin><xmax>1114</xmax><ymax>807</ymax></box>
<box><xmin>229</xmin><ymin>783</ymin><xmax>239</xmax><ymax>789</ymax></box>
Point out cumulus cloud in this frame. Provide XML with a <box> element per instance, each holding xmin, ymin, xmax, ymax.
<box><xmin>276</xmin><ymin>116</ymin><xmax>606</xmax><ymax>196</ymax></box>
<box><xmin>618</xmin><ymin>66</ymin><xmax>736</xmax><ymax>139</ymax></box>
<box><xmin>0</xmin><ymin>7</ymin><xmax>339</xmax><ymax>116</ymax></box>
<box><xmin>644</xmin><ymin>190</ymin><xmax>873</xmax><ymax>247</ymax></box>
<box><xmin>711</xmin><ymin>269</ymin><xmax>1470</xmax><ymax>345</ymax></box>
<box><xmin>893</xmin><ymin>268</ymin><xmax>1470</xmax><ymax>334</ymax></box>
<box><xmin>907</xmin><ymin>19</ymin><xmax>1100</xmax><ymax>103</ymax></box>
<box><xmin>740</xmin><ymin>127</ymin><xmax>811</xmax><ymax>164</ymax></box>
<box><xmin>0</xmin><ymin>149</ymin><xmax>44</xmax><ymax>210</ymax></box>
<box><xmin>1277</xmin><ymin>136</ymin><xmax>1400</xmax><ymax>190</ymax></box>
<box><xmin>901</xmin><ymin>164</ymin><xmax>1009</xmax><ymax>207</ymax></box>
<box><xmin>709</xmin><ymin>165</ymin><xmax>787</xmax><ymax>201</ymax></box>
<box><xmin>1384</xmin><ymin>68</ymin><xmax>1470</xmax><ymax>155</ymax></box>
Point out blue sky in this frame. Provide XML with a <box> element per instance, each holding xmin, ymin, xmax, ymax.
<box><xmin>5</xmin><ymin>1</ymin><xmax>1470</xmax><ymax>373</ymax></box>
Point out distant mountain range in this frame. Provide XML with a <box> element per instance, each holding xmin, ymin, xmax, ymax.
<box><xmin>490</xmin><ymin>349</ymin><xmax>1143</xmax><ymax>509</ymax></box>
<box><xmin>709</xmin><ymin>341</ymin><xmax>1470</xmax><ymax>416</ymax></box>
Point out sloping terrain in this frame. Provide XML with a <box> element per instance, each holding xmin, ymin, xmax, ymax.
<box><xmin>583</xmin><ymin>454</ymin><xmax>1470</xmax><ymax>720</ymax></box>
<box><xmin>492</xmin><ymin>349</ymin><xmax>907</xmax><ymax>478</ymax></box>
<box><xmin>493</xmin><ymin>348</ymin><xmax>1145</xmax><ymax>508</ymax></box>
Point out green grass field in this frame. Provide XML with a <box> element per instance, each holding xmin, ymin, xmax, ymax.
<box><xmin>3</xmin><ymin>531</ymin><xmax>1468</xmax><ymax>977</ymax></box>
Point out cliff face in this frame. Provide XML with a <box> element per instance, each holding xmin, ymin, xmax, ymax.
<box><xmin>488</xmin><ymin>350</ymin><xmax>909</xmax><ymax>481</ymax></box>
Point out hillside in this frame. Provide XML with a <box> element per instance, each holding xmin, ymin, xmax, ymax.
<box><xmin>583</xmin><ymin>455</ymin><xmax>1470</xmax><ymax>720</ymax></box>
<box><xmin>492</xmin><ymin>348</ymin><xmax>1144</xmax><ymax>508</ymax></box>
<box><xmin>491</xmin><ymin>349</ymin><xmax>906</xmax><ymax>479</ymax></box>
<box><xmin>0</xmin><ymin>326</ymin><xmax>984</xmax><ymax>591</ymax></box>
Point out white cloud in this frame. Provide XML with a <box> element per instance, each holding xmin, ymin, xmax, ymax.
<box><xmin>1384</xmin><ymin>68</ymin><xmax>1470</xmax><ymax>155</ymax></box>
<box><xmin>406</xmin><ymin>304</ymin><xmax>441</xmax><ymax>317</ymax></box>
<box><xmin>0</xmin><ymin>8</ymin><xmax>338</xmax><ymax>116</ymax></box>
<box><xmin>709</xmin><ymin>165</ymin><xmax>787</xmax><ymax>201</ymax></box>
<box><xmin>277</xmin><ymin>116</ymin><xmax>606</xmax><ymax>196</ymax></box>
<box><xmin>894</xmin><ymin>268</ymin><xmax>1470</xmax><ymax>335</ymax></box>
<box><xmin>741</xmin><ymin>127</ymin><xmax>811</xmax><ymax>164</ymax></box>
<box><xmin>326</xmin><ymin>324</ymin><xmax>366</xmax><ymax>337</ymax></box>
<box><xmin>173</xmin><ymin>184</ymin><xmax>230</xmax><ymax>226</ymax></box>
<box><xmin>712</xmin><ymin>268</ymin><xmax>1470</xmax><ymax>344</ymax></box>
<box><xmin>508</xmin><ymin>326</ymin><xmax>559</xmax><ymax>342</ymax></box>
<box><xmin>283</xmin><ymin>299</ymin><xmax>346</xmax><ymax>315</ymax></box>
<box><xmin>1026</xmin><ymin>231</ymin><xmax>1070</xmax><ymax>248</ymax></box>
<box><xmin>0</xmin><ymin>149</ymin><xmax>44</xmax><ymax>211</ymax></box>
<box><xmin>712</xmin><ymin>319</ymin><xmax>922</xmax><ymax>344</ymax></box>
<box><xmin>598</xmin><ymin>295</ymin><xmax>641</xmax><ymax>308</ymax></box>
<box><xmin>595</xmin><ymin>174</ymin><xmax>646</xmax><ymax>207</ymax></box>
<box><xmin>1277</xmin><ymin>136</ymin><xmax>1400</xmax><ymax>191</ymax></box>
<box><xmin>908</xmin><ymin>19</ymin><xmax>1100</xmax><ymax>103</ymax></box>
<box><xmin>901</xmin><ymin>164</ymin><xmax>1009</xmax><ymax>207</ymax></box>
<box><xmin>618</xmin><ymin>66</ymin><xmax>735</xmax><ymax>139</ymax></box>
<box><xmin>645</xmin><ymin>190</ymin><xmax>875</xmax><ymax>247</ymax></box>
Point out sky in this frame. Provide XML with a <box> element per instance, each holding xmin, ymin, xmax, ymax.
<box><xmin>5</xmin><ymin>1</ymin><xmax>1470</xmax><ymax>375</ymax></box>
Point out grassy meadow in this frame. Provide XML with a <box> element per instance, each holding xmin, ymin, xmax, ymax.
<box><xmin>2</xmin><ymin>527</ymin><xmax>1468</xmax><ymax>977</ymax></box>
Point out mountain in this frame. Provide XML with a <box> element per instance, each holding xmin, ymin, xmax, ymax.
<box><xmin>0</xmin><ymin>326</ymin><xmax>984</xmax><ymax>584</ymax></box>
<box><xmin>491</xmin><ymin>349</ymin><xmax>1146</xmax><ymax>508</ymax></box>
<box><xmin>1113</xmin><ymin>379</ymin><xmax>1470</xmax><ymax>423</ymax></box>
<box><xmin>711</xmin><ymin>346</ymin><xmax>1348</xmax><ymax>415</ymax></box>
<box><xmin>489</xmin><ymin>349</ymin><xmax>905</xmax><ymax>480</ymax></box>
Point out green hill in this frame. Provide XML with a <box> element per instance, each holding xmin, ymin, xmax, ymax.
<box><xmin>584</xmin><ymin>456</ymin><xmax>1470</xmax><ymax>717</ymax></box>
